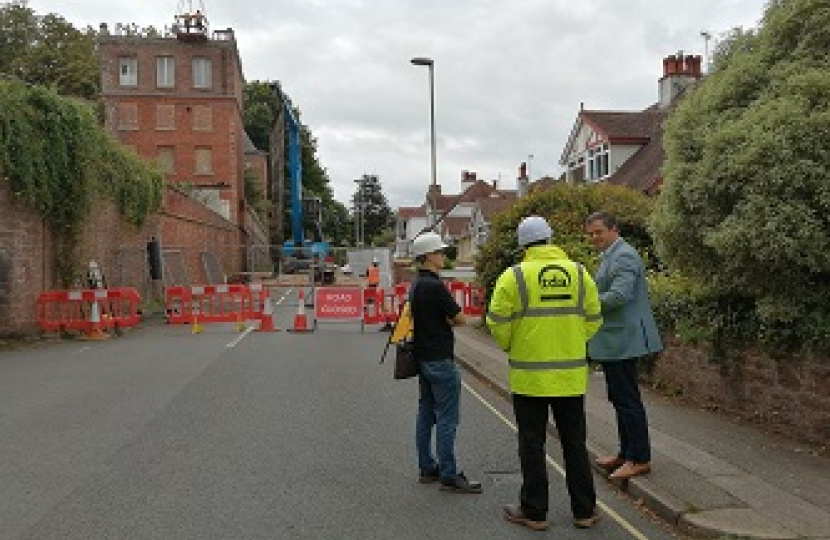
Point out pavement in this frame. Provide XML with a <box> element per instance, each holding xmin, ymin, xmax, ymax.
<box><xmin>453</xmin><ymin>325</ymin><xmax>830</xmax><ymax>540</ymax></box>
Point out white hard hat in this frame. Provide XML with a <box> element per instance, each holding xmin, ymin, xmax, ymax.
<box><xmin>372</xmin><ymin>257</ymin><xmax>378</xmax><ymax>264</ymax></box>
<box><xmin>517</xmin><ymin>215</ymin><xmax>553</xmax><ymax>247</ymax></box>
<box><xmin>411</xmin><ymin>232</ymin><xmax>448</xmax><ymax>257</ymax></box>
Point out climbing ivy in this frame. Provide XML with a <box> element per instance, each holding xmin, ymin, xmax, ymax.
<box><xmin>0</xmin><ymin>79</ymin><xmax>163</xmax><ymax>285</ymax></box>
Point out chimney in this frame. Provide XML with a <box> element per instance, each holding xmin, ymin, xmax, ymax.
<box><xmin>518</xmin><ymin>163</ymin><xmax>529</xmax><ymax>199</ymax></box>
<box><xmin>658</xmin><ymin>53</ymin><xmax>703</xmax><ymax>109</ymax></box>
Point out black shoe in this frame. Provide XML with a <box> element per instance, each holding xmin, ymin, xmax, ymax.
<box><xmin>419</xmin><ymin>466</ymin><xmax>439</xmax><ymax>484</ymax></box>
<box><xmin>439</xmin><ymin>472</ymin><xmax>483</xmax><ymax>494</ymax></box>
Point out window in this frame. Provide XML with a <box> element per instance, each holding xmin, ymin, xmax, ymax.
<box><xmin>587</xmin><ymin>144</ymin><xmax>609</xmax><ymax>181</ymax></box>
<box><xmin>119</xmin><ymin>57</ymin><xmax>138</xmax><ymax>86</ymax></box>
<box><xmin>192</xmin><ymin>58</ymin><xmax>212</xmax><ymax>89</ymax></box>
<box><xmin>157</xmin><ymin>146</ymin><xmax>175</xmax><ymax>175</ymax></box>
<box><xmin>156</xmin><ymin>56</ymin><xmax>175</xmax><ymax>88</ymax></box>
<box><xmin>193</xmin><ymin>105</ymin><xmax>212</xmax><ymax>131</ymax></box>
<box><xmin>118</xmin><ymin>103</ymin><xmax>138</xmax><ymax>130</ymax></box>
<box><xmin>195</xmin><ymin>147</ymin><xmax>213</xmax><ymax>175</ymax></box>
<box><xmin>156</xmin><ymin>104</ymin><xmax>175</xmax><ymax>130</ymax></box>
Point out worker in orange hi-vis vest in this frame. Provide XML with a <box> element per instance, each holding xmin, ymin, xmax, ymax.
<box><xmin>366</xmin><ymin>258</ymin><xmax>380</xmax><ymax>288</ymax></box>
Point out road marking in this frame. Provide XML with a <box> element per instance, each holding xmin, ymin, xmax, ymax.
<box><xmin>275</xmin><ymin>288</ymin><xmax>293</xmax><ymax>306</ymax></box>
<box><xmin>462</xmin><ymin>380</ymin><xmax>654</xmax><ymax>540</ymax></box>
<box><xmin>74</xmin><ymin>346</ymin><xmax>90</xmax><ymax>355</ymax></box>
<box><xmin>226</xmin><ymin>326</ymin><xmax>255</xmax><ymax>348</ymax></box>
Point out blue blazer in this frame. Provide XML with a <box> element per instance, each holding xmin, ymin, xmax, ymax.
<box><xmin>588</xmin><ymin>238</ymin><xmax>663</xmax><ymax>361</ymax></box>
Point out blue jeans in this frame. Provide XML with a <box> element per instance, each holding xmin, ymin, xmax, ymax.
<box><xmin>416</xmin><ymin>359</ymin><xmax>460</xmax><ymax>480</ymax></box>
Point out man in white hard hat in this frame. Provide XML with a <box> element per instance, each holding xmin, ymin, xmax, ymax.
<box><xmin>487</xmin><ymin>216</ymin><xmax>602</xmax><ymax>530</ymax></box>
<box><xmin>408</xmin><ymin>232</ymin><xmax>482</xmax><ymax>494</ymax></box>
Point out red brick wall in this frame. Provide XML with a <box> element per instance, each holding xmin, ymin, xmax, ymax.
<box><xmin>246</xmin><ymin>153</ymin><xmax>269</xmax><ymax>200</ymax></box>
<box><xmin>654</xmin><ymin>339</ymin><xmax>830</xmax><ymax>448</ymax></box>
<box><xmin>0</xmin><ymin>183</ymin><xmax>52</xmax><ymax>335</ymax></box>
<box><xmin>0</xmin><ymin>182</ymin><xmax>254</xmax><ymax>335</ymax></box>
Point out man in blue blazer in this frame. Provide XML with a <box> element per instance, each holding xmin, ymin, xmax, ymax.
<box><xmin>585</xmin><ymin>212</ymin><xmax>662</xmax><ymax>481</ymax></box>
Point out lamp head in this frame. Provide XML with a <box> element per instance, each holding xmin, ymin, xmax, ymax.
<box><xmin>411</xmin><ymin>57</ymin><xmax>434</xmax><ymax>66</ymax></box>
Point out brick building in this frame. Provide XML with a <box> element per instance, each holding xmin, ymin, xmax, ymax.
<box><xmin>98</xmin><ymin>14</ymin><xmax>263</xmax><ymax>235</ymax></box>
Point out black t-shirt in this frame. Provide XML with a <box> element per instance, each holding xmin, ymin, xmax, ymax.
<box><xmin>412</xmin><ymin>269</ymin><xmax>461</xmax><ymax>362</ymax></box>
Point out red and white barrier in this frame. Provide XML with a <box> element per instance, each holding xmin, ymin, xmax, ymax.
<box><xmin>36</xmin><ymin>287</ymin><xmax>142</xmax><ymax>336</ymax></box>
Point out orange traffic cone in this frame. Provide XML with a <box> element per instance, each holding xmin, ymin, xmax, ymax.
<box><xmin>287</xmin><ymin>288</ymin><xmax>314</xmax><ymax>333</ymax></box>
<box><xmin>82</xmin><ymin>301</ymin><xmax>109</xmax><ymax>341</ymax></box>
<box><xmin>257</xmin><ymin>296</ymin><xmax>279</xmax><ymax>332</ymax></box>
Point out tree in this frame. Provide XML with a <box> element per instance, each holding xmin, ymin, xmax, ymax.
<box><xmin>318</xmin><ymin>197</ymin><xmax>352</xmax><ymax>247</ymax></box>
<box><xmin>243</xmin><ymin>80</ymin><xmax>348</xmax><ymax>246</ymax></box>
<box><xmin>475</xmin><ymin>183</ymin><xmax>653</xmax><ymax>295</ymax></box>
<box><xmin>651</xmin><ymin>0</ymin><xmax>830</xmax><ymax>348</ymax></box>
<box><xmin>351</xmin><ymin>174</ymin><xmax>393</xmax><ymax>246</ymax></box>
<box><xmin>0</xmin><ymin>2</ymin><xmax>99</xmax><ymax>99</ymax></box>
<box><xmin>242</xmin><ymin>81</ymin><xmax>279</xmax><ymax>153</ymax></box>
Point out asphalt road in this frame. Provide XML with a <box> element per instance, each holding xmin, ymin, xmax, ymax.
<box><xmin>0</xmin><ymin>289</ymin><xmax>678</xmax><ymax>540</ymax></box>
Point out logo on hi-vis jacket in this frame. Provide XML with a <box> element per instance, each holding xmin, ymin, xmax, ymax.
<box><xmin>537</xmin><ymin>264</ymin><xmax>573</xmax><ymax>302</ymax></box>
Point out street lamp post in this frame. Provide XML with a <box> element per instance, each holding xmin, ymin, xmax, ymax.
<box><xmin>528</xmin><ymin>154</ymin><xmax>534</xmax><ymax>181</ymax></box>
<box><xmin>354</xmin><ymin>177</ymin><xmax>364</xmax><ymax>247</ymax></box>
<box><xmin>411</xmin><ymin>56</ymin><xmax>436</xmax><ymax>228</ymax></box>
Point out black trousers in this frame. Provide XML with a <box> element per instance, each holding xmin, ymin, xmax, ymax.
<box><xmin>512</xmin><ymin>394</ymin><xmax>596</xmax><ymax>521</ymax></box>
<box><xmin>601</xmin><ymin>358</ymin><xmax>651</xmax><ymax>463</ymax></box>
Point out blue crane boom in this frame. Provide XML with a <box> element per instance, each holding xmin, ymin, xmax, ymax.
<box><xmin>272</xmin><ymin>82</ymin><xmax>332</xmax><ymax>277</ymax></box>
<box><xmin>283</xmin><ymin>100</ymin><xmax>304</xmax><ymax>249</ymax></box>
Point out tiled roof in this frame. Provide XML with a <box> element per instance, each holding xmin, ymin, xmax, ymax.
<box><xmin>433</xmin><ymin>194</ymin><xmax>459</xmax><ymax>212</ymax></box>
<box><xmin>398</xmin><ymin>206</ymin><xmax>426</xmax><ymax>219</ymax></box>
<box><xmin>476</xmin><ymin>197</ymin><xmax>515</xmax><ymax>219</ymax></box>
<box><xmin>580</xmin><ymin>109</ymin><xmax>661</xmax><ymax>144</ymax></box>
<box><xmin>606</xmin><ymin>126</ymin><xmax>665</xmax><ymax>194</ymax></box>
<box><xmin>457</xmin><ymin>180</ymin><xmax>497</xmax><ymax>203</ymax></box>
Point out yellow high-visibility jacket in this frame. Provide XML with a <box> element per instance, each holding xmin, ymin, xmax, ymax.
<box><xmin>486</xmin><ymin>245</ymin><xmax>602</xmax><ymax>397</ymax></box>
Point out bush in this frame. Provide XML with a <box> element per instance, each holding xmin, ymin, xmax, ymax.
<box><xmin>651</xmin><ymin>0</ymin><xmax>830</xmax><ymax>352</ymax></box>
<box><xmin>474</xmin><ymin>182</ymin><xmax>654</xmax><ymax>295</ymax></box>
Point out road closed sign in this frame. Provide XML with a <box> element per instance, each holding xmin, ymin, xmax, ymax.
<box><xmin>314</xmin><ymin>287</ymin><xmax>363</xmax><ymax>321</ymax></box>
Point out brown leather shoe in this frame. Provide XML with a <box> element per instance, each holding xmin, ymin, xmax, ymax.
<box><xmin>595</xmin><ymin>455</ymin><xmax>625</xmax><ymax>470</ymax></box>
<box><xmin>503</xmin><ymin>504</ymin><xmax>549</xmax><ymax>531</ymax></box>
<box><xmin>609</xmin><ymin>461</ymin><xmax>651</xmax><ymax>481</ymax></box>
<box><xmin>573</xmin><ymin>514</ymin><xmax>600</xmax><ymax>528</ymax></box>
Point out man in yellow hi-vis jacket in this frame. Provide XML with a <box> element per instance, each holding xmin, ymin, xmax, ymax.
<box><xmin>487</xmin><ymin>216</ymin><xmax>603</xmax><ymax>531</ymax></box>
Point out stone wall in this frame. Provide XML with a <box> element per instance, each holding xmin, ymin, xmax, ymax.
<box><xmin>653</xmin><ymin>339</ymin><xmax>830</xmax><ymax>449</ymax></box>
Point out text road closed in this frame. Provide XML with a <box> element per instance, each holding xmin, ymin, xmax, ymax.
<box><xmin>314</xmin><ymin>287</ymin><xmax>363</xmax><ymax>320</ymax></box>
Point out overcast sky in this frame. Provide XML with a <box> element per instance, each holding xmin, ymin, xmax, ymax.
<box><xmin>27</xmin><ymin>0</ymin><xmax>768</xmax><ymax>209</ymax></box>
